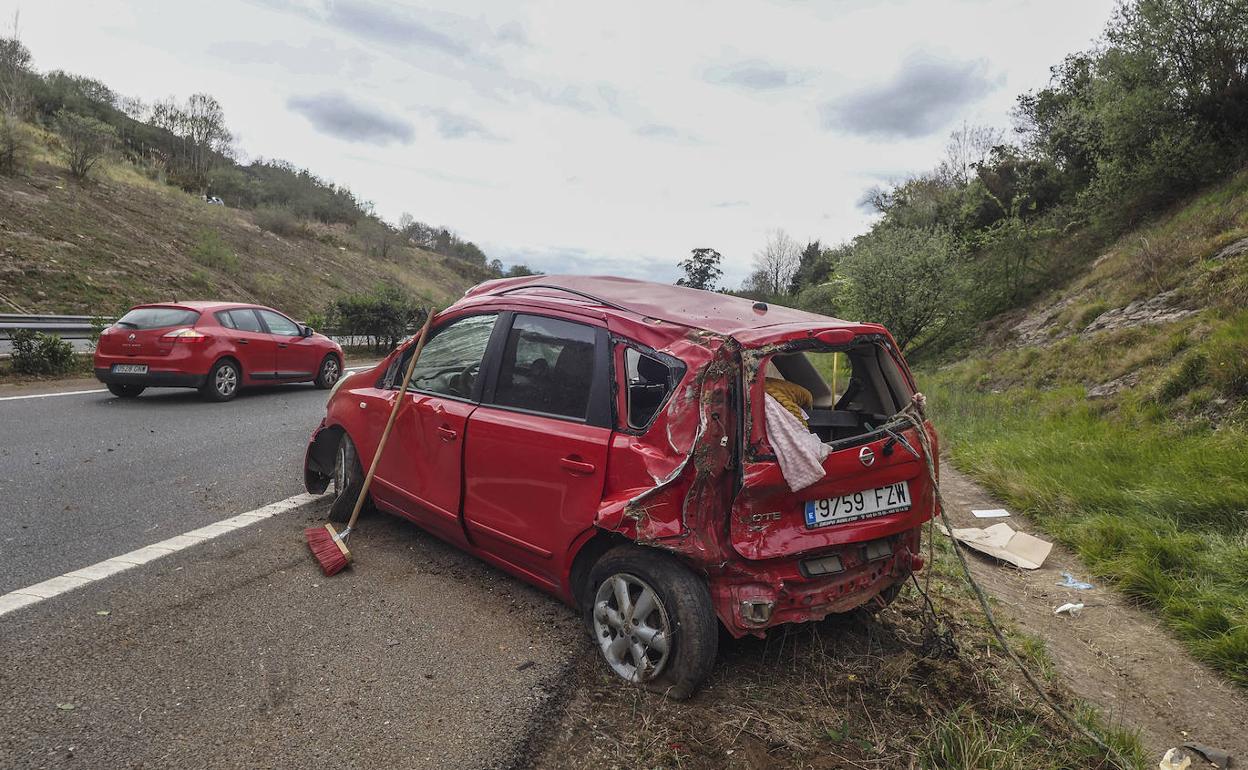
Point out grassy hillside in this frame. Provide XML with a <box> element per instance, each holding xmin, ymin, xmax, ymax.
<box><xmin>0</xmin><ymin>128</ymin><xmax>480</xmax><ymax>318</ymax></box>
<box><xmin>922</xmin><ymin>169</ymin><xmax>1248</xmax><ymax>684</ymax></box>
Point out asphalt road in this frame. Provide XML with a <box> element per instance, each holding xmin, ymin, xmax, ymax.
<box><xmin>0</xmin><ymin>382</ymin><xmax>332</xmax><ymax>594</ymax></box>
<box><xmin>0</xmin><ymin>378</ymin><xmax>584</xmax><ymax>768</ymax></box>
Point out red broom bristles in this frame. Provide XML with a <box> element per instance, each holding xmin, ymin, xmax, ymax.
<box><xmin>305</xmin><ymin>524</ymin><xmax>350</xmax><ymax>576</ymax></box>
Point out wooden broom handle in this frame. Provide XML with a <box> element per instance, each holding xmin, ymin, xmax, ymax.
<box><xmin>344</xmin><ymin>311</ymin><xmax>434</xmax><ymax>531</ymax></box>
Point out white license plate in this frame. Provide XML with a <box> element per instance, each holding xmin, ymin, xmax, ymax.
<box><xmin>112</xmin><ymin>364</ymin><xmax>148</xmax><ymax>375</ymax></box>
<box><xmin>804</xmin><ymin>481</ymin><xmax>911</xmax><ymax>529</ymax></box>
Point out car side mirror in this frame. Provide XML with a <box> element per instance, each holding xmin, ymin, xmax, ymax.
<box><xmin>301</xmin><ymin>325</ymin><xmax>314</xmax><ymax>337</ymax></box>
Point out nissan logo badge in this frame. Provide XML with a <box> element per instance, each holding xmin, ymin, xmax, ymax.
<box><xmin>858</xmin><ymin>446</ymin><xmax>875</xmax><ymax>467</ymax></box>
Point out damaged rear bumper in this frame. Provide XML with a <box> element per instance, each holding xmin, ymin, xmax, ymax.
<box><xmin>710</xmin><ymin>526</ymin><xmax>923</xmax><ymax>636</ymax></box>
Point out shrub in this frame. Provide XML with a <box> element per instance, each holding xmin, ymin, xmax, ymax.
<box><xmin>0</xmin><ymin>113</ymin><xmax>29</xmax><ymax>176</ymax></box>
<box><xmin>10</xmin><ymin>329</ymin><xmax>77</xmax><ymax>375</ymax></box>
<box><xmin>189</xmin><ymin>229</ymin><xmax>239</xmax><ymax>272</ymax></box>
<box><xmin>327</xmin><ymin>286</ymin><xmax>426</xmax><ymax>352</ymax></box>
<box><xmin>253</xmin><ymin>205</ymin><xmax>311</xmax><ymax>239</ymax></box>
<box><xmin>54</xmin><ymin>108</ymin><xmax>116</xmax><ymax>180</ymax></box>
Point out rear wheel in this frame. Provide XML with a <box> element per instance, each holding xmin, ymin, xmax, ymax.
<box><xmin>200</xmin><ymin>359</ymin><xmax>240</xmax><ymax>402</ymax></box>
<box><xmin>107</xmin><ymin>383</ymin><xmax>145</xmax><ymax>398</ymax></box>
<box><xmin>314</xmin><ymin>354</ymin><xmax>342</xmax><ymax>389</ymax></box>
<box><xmin>327</xmin><ymin>433</ymin><xmax>369</xmax><ymax>523</ymax></box>
<box><xmin>585</xmin><ymin>545</ymin><xmax>718</xmax><ymax>700</ymax></box>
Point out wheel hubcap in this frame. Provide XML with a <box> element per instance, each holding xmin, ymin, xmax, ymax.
<box><xmin>216</xmin><ymin>365</ymin><xmax>237</xmax><ymax>396</ymax></box>
<box><xmin>592</xmin><ymin>573</ymin><xmax>671</xmax><ymax>683</ymax></box>
<box><xmin>333</xmin><ymin>443</ymin><xmax>347</xmax><ymax>495</ymax></box>
<box><xmin>323</xmin><ymin>359</ymin><xmax>340</xmax><ymax>384</ymax></box>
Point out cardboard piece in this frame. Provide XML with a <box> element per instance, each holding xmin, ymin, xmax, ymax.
<box><xmin>971</xmin><ymin>508</ymin><xmax>1011</xmax><ymax>518</ymax></box>
<box><xmin>937</xmin><ymin>521</ymin><xmax>1052</xmax><ymax>570</ymax></box>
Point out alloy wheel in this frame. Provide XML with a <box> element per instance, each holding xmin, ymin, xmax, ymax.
<box><xmin>592</xmin><ymin>573</ymin><xmax>672</xmax><ymax>683</ymax></box>
<box><xmin>216</xmin><ymin>365</ymin><xmax>238</xmax><ymax>397</ymax></box>
<box><xmin>322</xmin><ymin>358</ymin><xmax>340</xmax><ymax>385</ymax></box>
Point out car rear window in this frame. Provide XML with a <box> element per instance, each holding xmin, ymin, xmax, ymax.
<box><xmin>115</xmin><ymin>307</ymin><xmax>200</xmax><ymax>330</ymax></box>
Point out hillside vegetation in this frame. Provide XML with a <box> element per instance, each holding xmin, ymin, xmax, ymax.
<box><xmin>0</xmin><ymin>35</ymin><xmax>530</xmax><ymax>319</ymax></box>
<box><xmin>0</xmin><ymin>126</ymin><xmax>478</xmax><ymax>317</ymax></box>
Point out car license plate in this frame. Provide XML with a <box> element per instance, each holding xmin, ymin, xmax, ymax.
<box><xmin>804</xmin><ymin>481</ymin><xmax>911</xmax><ymax>529</ymax></box>
<box><xmin>112</xmin><ymin>364</ymin><xmax>148</xmax><ymax>375</ymax></box>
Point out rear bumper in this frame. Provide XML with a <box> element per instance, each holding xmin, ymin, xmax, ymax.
<box><xmin>710</xmin><ymin>526</ymin><xmax>924</xmax><ymax>637</ymax></box>
<box><xmin>94</xmin><ymin>367</ymin><xmax>205</xmax><ymax>388</ymax></box>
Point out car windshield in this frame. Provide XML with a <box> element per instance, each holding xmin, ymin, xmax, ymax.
<box><xmin>115</xmin><ymin>307</ymin><xmax>200</xmax><ymax>330</ymax></box>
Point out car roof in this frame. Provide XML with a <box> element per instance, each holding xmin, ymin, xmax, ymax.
<box><xmin>464</xmin><ymin>275</ymin><xmax>857</xmax><ymax>336</ymax></box>
<box><xmin>132</xmin><ymin>301</ymin><xmax>266</xmax><ymax>312</ymax></box>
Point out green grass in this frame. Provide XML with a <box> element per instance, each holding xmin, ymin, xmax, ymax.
<box><xmin>921</xmin><ymin>369</ymin><xmax>1248</xmax><ymax>685</ymax></box>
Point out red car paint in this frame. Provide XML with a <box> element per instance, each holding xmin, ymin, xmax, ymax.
<box><xmin>94</xmin><ymin>301</ymin><xmax>342</xmax><ymax>397</ymax></box>
<box><xmin>304</xmin><ymin>276</ymin><xmax>936</xmax><ymax>638</ymax></box>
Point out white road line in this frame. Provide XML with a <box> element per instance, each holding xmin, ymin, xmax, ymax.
<box><xmin>0</xmin><ymin>492</ymin><xmax>324</xmax><ymax>617</ymax></box>
<box><xmin>0</xmin><ymin>388</ymin><xmax>108</xmax><ymax>402</ymax></box>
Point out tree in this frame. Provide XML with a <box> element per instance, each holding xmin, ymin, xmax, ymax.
<box><xmin>0</xmin><ymin>34</ymin><xmax>32</xmax><ymax>117</ymax></box>
<box><xmin>937</xmin><ymin>122</ymin><xmax>1004</xmax><ymax>186</ymax></box>
<box><xmin>788</xmin><ymin>240</ymin><xmax>825</xmax><ymax>294</ymax></box>
<box><xmin>151</xmin><ymin>93</ymin><xmax>232</xmax><ymax>190</ymax></box>
<box><xmin>505</xmin><ymin>264</ymin><xmax>537</xmax><ymax>277</ymax></box>
<box><xmin>0</xmin><ymin>111</ymin><xmax>26</xmax><ymax>175</ymax></box>
<box><xmin>839</xmin><ymin>227</ymin><xmax>965</xmax><ymax>351</ymax></box>
<box><xmin>676</xmin><ymin>247</ymin><xmax>723</xmax><ymax>291</ymax></box>
<box><xmin>750</xmin><ymin>229</ymin><xmax>800</xmax><ymax>296</ymax></box>
<box><xmin>55</xmin><ymin>108</ymin><xmax>116</xmax><ymax>179</ymax></box>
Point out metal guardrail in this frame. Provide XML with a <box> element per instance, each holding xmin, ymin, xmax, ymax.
<box><xmin>0</xmin><ymin>313</ymin><xmax>99</xmax><ymax>340</ymax></box>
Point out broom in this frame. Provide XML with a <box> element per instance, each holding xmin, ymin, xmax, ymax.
<box><xmin>305</xmin><ymin>311</ymin><xmax>434</xmax><ymax>576</ymax></box>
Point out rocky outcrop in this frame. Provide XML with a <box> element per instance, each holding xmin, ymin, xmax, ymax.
<box><xmin>1081</xmin><ymin>290</ymin><xmax>1196</xmax><ymax>334</ymax></box>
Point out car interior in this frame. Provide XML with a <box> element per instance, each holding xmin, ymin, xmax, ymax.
<box><xmin>766</xmin><ymin>343</ymin><xmax>912</xmax><ymax>443</ymax></box>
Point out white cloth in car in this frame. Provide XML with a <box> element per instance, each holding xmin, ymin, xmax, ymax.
<box><xmin>764</xmin><ymin>393</ymin><xmax>831</xmax><ymax>492</ymax></box>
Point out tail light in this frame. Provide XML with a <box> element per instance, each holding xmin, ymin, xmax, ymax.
<box><xmin>162</xmin><ymin>328</ymin><xmax>210</xmax><ymax>343</ymax></box>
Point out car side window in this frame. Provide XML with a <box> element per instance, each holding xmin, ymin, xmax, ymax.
<box><xmin>395</xmin><ymin>314</ymin><xmax>497</xmax><ymax>399</ymax></box>
<box><xmin>258</xmin><ymin>309</ymin><xmax>300</xmax><ymax>337</ymax></box>
<box><xmin>624</xmin><ymin>347</ymin><xmax>682</xmax><ymax>429</ymax></box>
<box><xmin>493</xmin><ymin>315</ymin><xmax>597</xmax><ymax>420</ymax></box>
<box><xmin>228</xmin><ymin>309</ymin><xmax>264</xmax><ymax>333</ymax></box>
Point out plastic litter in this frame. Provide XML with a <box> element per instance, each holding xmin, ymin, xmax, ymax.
<box><xmin>1182</xmin><ymin>742</ymin><xmax>1234</xmax><ymax>768</ymax></box>
<box><xmin>1159</xmin><ymin>748</ymin><xmax>1192</xmax><ymax>770</ymax></box>
<box><xmin>1054</xmin><ymin>602</ymin><xmax>1084</xmax><ymax>616</ymax></box>
<box><xmin>1057</xmin><ymin>571</ymin><xmax>1095</xmax><ymax>590</ymax></box>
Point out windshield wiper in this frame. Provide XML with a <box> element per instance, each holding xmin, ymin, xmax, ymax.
<box><xmin>881</xmin><ymin>424</ymin><xmax>919</xmax><ymax>459</ymax></box>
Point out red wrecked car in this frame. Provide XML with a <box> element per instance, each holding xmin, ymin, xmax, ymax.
<box><xmin>304</xmin><ymin>275</ymin><xmax>936</xmax><ymax>697</ymax></box>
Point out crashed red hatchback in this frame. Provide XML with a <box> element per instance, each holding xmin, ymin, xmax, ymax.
<box><xmin>304</xmin><ymin>275</ymin><xmax>936</xmax><ymax>697</ymax></box>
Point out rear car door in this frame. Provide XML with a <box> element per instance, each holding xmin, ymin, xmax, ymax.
<box><xmin>462</xmin><ymin>313</ymin><xmax>612</xmax><ymax>587</ymax></box>
<box><xmin>371</xmin><ymin>313</ymin><xmax>498</xmax><ymax>546</ymax></box>
<box><xmin>255</xmin><ymin>309</ymin><xmax>316</xmax><ymax>380</ymax></box>
<box><xmin>220</xmin><ymin>309</ymin><xmax>277</xmax><ymax>382</ymax></box>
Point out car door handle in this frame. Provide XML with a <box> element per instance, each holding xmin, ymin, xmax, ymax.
<box><xmin>560</xmin><ymin>456</ymin><xmax>596</xmax><ymax>475</ymax></box>
<box><xmin>235</xmin><ymin>338</ymin><xmax>249</xmax><ymax>344</ymax></box>
<box><xmin>277</xmin><ymin>342</ymin><xmax>289</xmax><ymax>348</ymax></box>
<box><xmin>436</xmin><ymin>425</ymin><xmax>457</xmax><ymax>441</ymax></box>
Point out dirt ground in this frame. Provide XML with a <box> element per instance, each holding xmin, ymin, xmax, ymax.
<box><xmin>526</xmin><ymin>466</ymin><xmax>1245</xmax><ymax>769</ymax></box>
<box><xmin>938</xmin><ymin>467</ymin><xmax>1248</xmax><ymax>760</ymax></box>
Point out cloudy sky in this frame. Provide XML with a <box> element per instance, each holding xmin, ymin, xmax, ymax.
<box><xmin>6</xmin><ymin>0</ymin><xmax>1115</xmax><ymax>285</ymax></box>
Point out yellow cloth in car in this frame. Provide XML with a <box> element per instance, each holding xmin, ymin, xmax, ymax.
<box><xmin>765</xmin><ymin>378</ymin><xmax>813</xmax><ymax>426</ymax></box>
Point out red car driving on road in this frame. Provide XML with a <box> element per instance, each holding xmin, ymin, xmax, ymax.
<box><xmin>95</xmin><ymin>301</ymin><xmax>344</xmax><ymax>401</ymax></box>
<box><xmin>304</xmin><ymin>276</ymin><xmax>936</xmax><ymax>697</ymax></box>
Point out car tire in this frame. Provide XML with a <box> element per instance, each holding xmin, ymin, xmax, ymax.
<box><xmin>107</xmin><ymin>383</ymin><xmax>145</xmax><ymax>398</ymax></box>
<box><xmin>861</xmin><ymin>579</ymin><xmax>906</xmax><ymax>614</ymax></box>
<box><xmin>200</xmin><ymin>358</ymin><xmax>240</xmax><ymax>402</ymax></box>
<box><xmin>327</xmin><ymin>432</ymin><xmax>370</xmax><ymax>523</ymax></box>
<box><xmin>314</xmin><ymin>354</ymin><xmax>342</xmax><ymax>390</ymax></box>
<box><xmin>585</xmin><ymin>545</ymin><xmax>718</xmax><ymax>700</ymax></box>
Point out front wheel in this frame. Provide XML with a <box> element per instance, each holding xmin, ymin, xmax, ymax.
<box><xmin>327</xmin><ymin>433</ymin><xmax>369</xmax><ymax>523</ymax></box>
<box><xmin>585</xmin><ymin>545</ymin><xmax>718</xmax><ymax>700</ymax></box>
<box><xmin>200</xmin><ymin>359</ymin><xmax>240</xmax><ymax>402</ymax></box>
<box><xmin>107</xmin><ymin>383</ymin><xmax>145</xmax><ymax>398</ymax></box>
<box><xmin>314</xmin><ymin>354</ymin><xmax>341</xmax><ymax>389</ymax></box>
